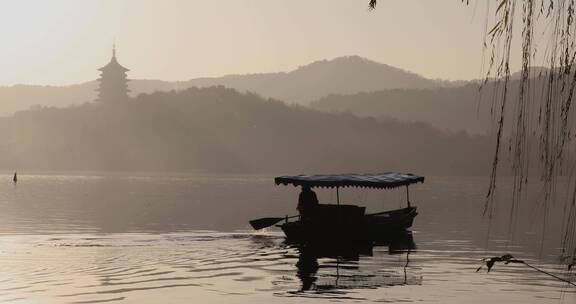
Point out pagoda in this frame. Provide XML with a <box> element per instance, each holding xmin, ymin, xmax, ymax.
<box><xmin>97</xmin><ymin>45</ymin><xmax>130</xmax><ymax>102</ymax></box>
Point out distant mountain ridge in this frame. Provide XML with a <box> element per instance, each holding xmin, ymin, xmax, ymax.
<box><xmin>0</xmin><ymin>56</ymin><xmax>460</xmax><ymax>116</ymax></box>
<box><xmin>182</xmin><ymin>56</ymin><xmax>447</xmax><ymax>104</ymax></box>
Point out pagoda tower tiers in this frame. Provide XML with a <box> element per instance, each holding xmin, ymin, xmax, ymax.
<box><xmin>97</xmin><ymin>45</ymin><xmax>130</xmax><ymax>102</ymax></box>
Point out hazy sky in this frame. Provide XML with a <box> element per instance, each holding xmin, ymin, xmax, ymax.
<box><xmin>0</xmin><ymin>0</ymin><xmax>516</xmax><ymax>85</ymax></box>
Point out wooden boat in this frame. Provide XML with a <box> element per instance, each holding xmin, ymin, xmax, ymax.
<box><xmin>272</xmin><ymin>172</ymin><xmax>424</xmax><ymax>242</ymax></box>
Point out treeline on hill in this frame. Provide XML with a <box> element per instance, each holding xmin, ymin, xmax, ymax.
<box><xmin>0</xmin><ymin>86</ymin><xmax>493</xmax><ymax>174</ymax></box>
<box><xmin>311</xmin><ymin>83</ymin><xmax>491</xmax><ymax>135</ymax></box>
<box><xmin>311</xmin><ymin>77</ymin><xmax>549</xmax><ymax>136</ymax></box>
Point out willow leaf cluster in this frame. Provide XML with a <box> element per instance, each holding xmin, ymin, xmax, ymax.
<box><xmin>482</xmin><ymin>0</ymin><xmax>576</xmax><ymax>263</ymax></box>
<box><xmin>368</xmin><ymin>0</ymin><xmax>576</xmax><ymax>262</ymax></box>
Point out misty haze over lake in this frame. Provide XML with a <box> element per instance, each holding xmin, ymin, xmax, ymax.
<box><xmin>0</xmin><ymin>46</ymin><xmax>572</xmax><ymax>304</ymax></box>
<box><xmin>0</xmin><ymin>1</ymin><xmax>574</xmax><ymax>303</ymax></box>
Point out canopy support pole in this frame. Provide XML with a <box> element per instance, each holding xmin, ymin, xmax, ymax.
<box><xmin>406</xmin><ymin>185</ymin><xmax>411</xmax><ymax>208</ymax></box>
<box><xmin>336</xmin><ymin>187</ymin><xmax>340</xmax><ymax>205</ymax></box>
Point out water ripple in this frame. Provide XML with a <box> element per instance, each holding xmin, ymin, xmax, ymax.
<box><xmin>0</xmin><ymin>232</ymin><xmax>570</xmax><ymax>303</ymax></box>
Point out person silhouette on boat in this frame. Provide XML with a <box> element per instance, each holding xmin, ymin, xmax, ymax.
<box><xmin>297</xmin><ymin>186</ymin><xmax>318</xmax><ymax>222</ymax></box>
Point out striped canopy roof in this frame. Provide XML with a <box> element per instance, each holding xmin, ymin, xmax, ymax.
<box><xmin>275</xmin><ymin>172</ymin><xmax>424</xmax><ymax>189</ymax></box>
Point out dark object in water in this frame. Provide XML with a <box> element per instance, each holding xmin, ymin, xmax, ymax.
<box><xmin>13</xmin><ymin>172</ymin><xmax>17</xmax><ymax>183</ymax></box>
<box><xmin>477</xmin><ymin>254</ymin><xmax>576</xmax><ymax>287</ymax></box>
<box><xmin>287</xmin><ymin>231</ymin><xmax>418</xmax><ymax>292</ymax></box>
<box><xmin>477</xmin><ymin>254</ymin><xmax>523</xmax><ymax>272</ymax></box>
<box><xmin>280</xmin><ymin>205</ymin><xmax>418</xmax><ymax>241</ymax></box>
<box><xmin>251</xmin><ymin>172</ymin><xmax>424</xmax><ymax>242</ymax></box>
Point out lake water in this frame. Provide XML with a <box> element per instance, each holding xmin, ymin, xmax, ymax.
<box><xmin>0</xmin><ymin>173</ymin><xmax>573</xmax><ymax>303</ymax></box>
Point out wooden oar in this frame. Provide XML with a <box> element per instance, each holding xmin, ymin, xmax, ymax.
<box><xmin>249</xmin><ymin>215</ymin><xmax>298</xmax><ymax>230</ymax></box>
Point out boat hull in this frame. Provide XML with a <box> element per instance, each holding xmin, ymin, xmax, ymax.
<box><xmin>280</xmin><ymin>206</ymin><xmax>417</xmax><ymax>242</ymax></box>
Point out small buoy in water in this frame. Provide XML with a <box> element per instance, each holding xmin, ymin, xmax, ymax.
<box><xmin>13</xmin><ymin>172</ymin><xmax>17</xmax><ymax>183</ymax></box>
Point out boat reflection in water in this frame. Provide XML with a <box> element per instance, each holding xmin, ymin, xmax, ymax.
<box><xmin>285</xmin><ymin>231</ymin><xmax>421</xmax><ymax>295</ymax></box>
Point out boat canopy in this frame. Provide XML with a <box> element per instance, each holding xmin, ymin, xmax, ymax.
<box><xmin>275</xmin><ymin>173</ymin><xmax>424</xmax><ymax>189</ymax></box>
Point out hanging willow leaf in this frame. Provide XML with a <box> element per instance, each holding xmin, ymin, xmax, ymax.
<box><xmin>369</xmin><ymin>0</ymin><xmax>377</xmax><ymax>10</ymax></box>
<box><xmin>368</xmin><ymin>0</ymin><xmax>469</xmax><ymax>10</ymax></box>
<box><xmin>496</xmin><ymin>0</ymin><xmax>508</xmax><ymax>13</ymax></box>
<box><xmin>488</xmin><ymin>21</ymin><xmax>503</xmax><ymax>36</ymax></box>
